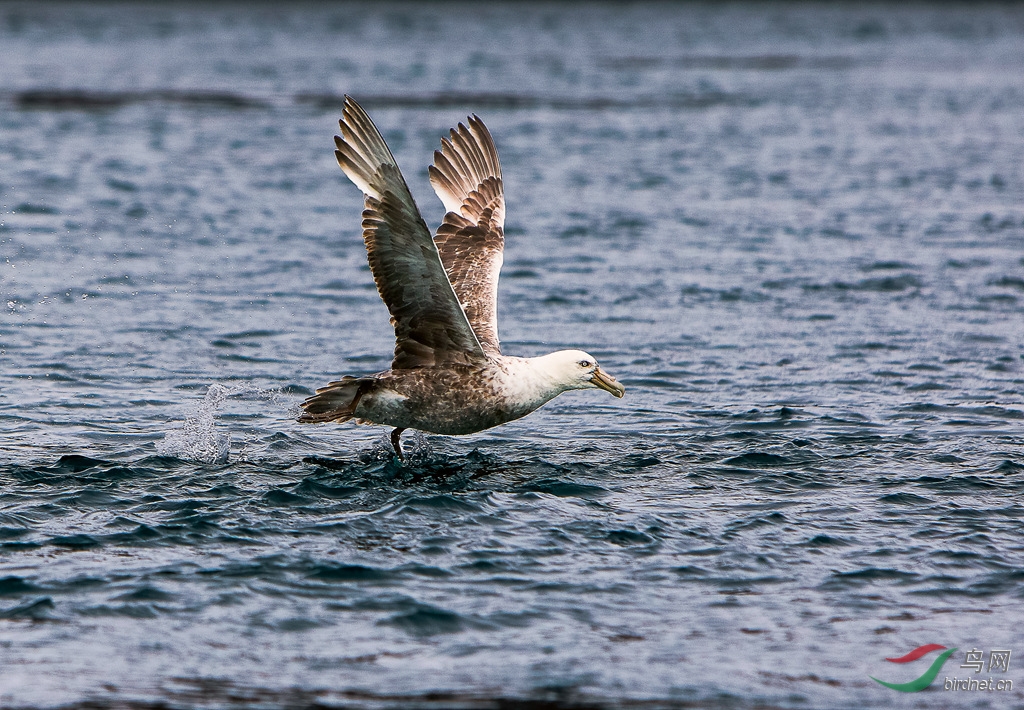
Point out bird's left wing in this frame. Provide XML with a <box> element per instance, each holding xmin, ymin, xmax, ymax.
<box><xmin>334</xmin><ymin>96</ymin><xmax>486</xmax><ymax>369</ymax></box>
<box><xmin>428</xmin><ymin>116</ymin><xmax>505</xmax><ymax>356</ymax></box>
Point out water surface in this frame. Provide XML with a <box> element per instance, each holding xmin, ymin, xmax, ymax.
<box><xmin>2</xmin><ymin>2</ymin><xmax>1024</xmax><ymax>708</ymax></box>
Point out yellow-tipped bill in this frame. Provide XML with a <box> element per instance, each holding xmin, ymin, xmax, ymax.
<box><xmin>591</xmin><ymin>367</ymin><xmax>625</xmax><ymax>398</ymax></box>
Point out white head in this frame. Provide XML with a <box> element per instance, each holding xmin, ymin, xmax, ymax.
<box><xmin>534</xmin><ymin>350</ymin><xmax>626</xmax><ymax>397</ymax></box>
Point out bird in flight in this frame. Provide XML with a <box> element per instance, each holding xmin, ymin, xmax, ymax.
<box><xmin>299</xmin><ymin>96</ymin><xmax>624</xmax><ymax>459</ymax></box>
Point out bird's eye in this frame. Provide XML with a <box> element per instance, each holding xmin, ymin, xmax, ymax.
<box><xmin>578</xmin><ymin>360</ymin><xmax>592</xmax><ymax>368</ymax></box>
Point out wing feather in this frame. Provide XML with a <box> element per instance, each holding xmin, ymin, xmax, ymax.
<box><xmin>428</xmin><ymin>115</ymin><xmax>505</xmax><ymax>356</ymax></box>
<box><xmin>334</xmin><ymin>96</ymin><xmax>485</xmax><ymax>368</ymax></box>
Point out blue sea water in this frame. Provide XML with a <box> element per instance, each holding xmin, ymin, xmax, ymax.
<box><xmin>1</xmin><ymin>2</ymin><xmax>1024</xmax><ymax>708</ymax></box>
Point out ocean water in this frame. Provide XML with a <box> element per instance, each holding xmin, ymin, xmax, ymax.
<box><xmin>2</xmin><ymin>2</ymin><xmax>1024</xmax><ymax>708</ymax></box>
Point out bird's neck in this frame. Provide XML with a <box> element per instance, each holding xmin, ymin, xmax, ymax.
<box><xmin>498</xmin><ymin>354</ymin><xmax>573</xmax><ymax>407</ymax></box>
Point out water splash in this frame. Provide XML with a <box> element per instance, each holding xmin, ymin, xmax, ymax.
<box><xmin>156</xmin><ymin>383</ymin><xmax>286</xmax><ymax>463</ymax></box>
<box><xmin>367</xmin><ymin>429</ymin><xmax>434</xmax><ymax>463</ymax></box>
<box><xmin>405</xmin><ymin>431</ymin><xmax>433</xmax><ymax>462</ymax></box>
<box><xmin>155</xmin><ymin>384</ymin><xmax>233</xmax><ymax>463</ymax></box>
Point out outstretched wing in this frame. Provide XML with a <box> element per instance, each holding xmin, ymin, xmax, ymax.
<box><xmin>333</xmin><ymin>96</ymin><xmax>486</xmax><ymax>369</ymax></box>
<box><xmin>428</xmin><ymin>116</ymin><xmax>505</xmax><ymax>356</ymax></box>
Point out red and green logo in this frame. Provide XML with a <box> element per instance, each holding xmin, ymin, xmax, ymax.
<box><xmin>871</xmin><ymin>644</ymin><xmax>958</xmax><ymax>692</ymax></box>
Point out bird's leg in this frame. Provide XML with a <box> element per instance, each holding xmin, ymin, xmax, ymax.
<box><xmin>390</xmin><ymin>427</ymin><xmax>406</xmax><ymax>460</ymax></box>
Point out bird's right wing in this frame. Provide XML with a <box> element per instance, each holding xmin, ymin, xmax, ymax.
<box><xmin>428</xmin><ymin>116</ymin><xmax>505</xmax><ymax>356</ymax></box>
<box><xmin>333</xmin><ymin>96</ymin><xmax>486</xmax><ymax>369</ymax></box>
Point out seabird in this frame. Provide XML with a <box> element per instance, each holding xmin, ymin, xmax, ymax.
<box><xmin>299</xmin><ymin>96</ymin><xmax>624</xmax><ymax>459</ymax></box>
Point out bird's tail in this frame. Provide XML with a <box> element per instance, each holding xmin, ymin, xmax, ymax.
<box><xmin>298</xmin><ymin>376</ymin><xmax>373</xmax><ymax>424</ymax></box>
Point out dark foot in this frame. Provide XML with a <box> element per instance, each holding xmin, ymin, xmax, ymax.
<box><xmin>390</xmin><ymin>427</ymin><xmax>406</xmax><ymax>460</ymax></box>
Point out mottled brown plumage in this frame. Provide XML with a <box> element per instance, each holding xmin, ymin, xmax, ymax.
<box><xmin>299</xmin><ymin>97</ymin><xmax>624</xmax><ymax>458</ymax></box>
<box><xmin>333</xmin><ymin>101</ymin><xmax>484</xmax><ymax>369</ymax></box>
<box><xmin>428</xmin><ymin>118</ymin><xmax>506</xmax><ymax>354</ymax></box>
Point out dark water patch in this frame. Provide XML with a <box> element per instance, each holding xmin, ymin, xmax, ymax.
<box><xmin>308</xmin><ymin>563</ymin><xmax>393</xmax><ymax>583</ymax></box>
<box><xmin>485</xmin><ymin>610</ymin><xmax>547</xmax><ymax>630</ymax></box>
<box><xmin>63</xmin><ymin>489</ymin><xmax>123</xmax><ymax>508</ymax></box>
<box><xmin>268</xmin><ymin>617</ymin><xmax>322</xmax><ymax>632</ymax></box>
<box><xmin>113</xmin><ymin>586</ymin><xmax>174</xmax><ymax>602</ymax></box>
<box><xmin>987</xmin><ymin>505</ymin><xmax>1024</xmax><ymax>520</ymax></box>
<box><xmin>820</xmin><ymin>568</ymin><xmax>919</xmax><ymax>590</ymax></box>
<box><xmin>131</xmin><ymin>498</ymin><xmax>205</xmax><ymax>515</ymax></box>
<box><xmin>0</xmin><ymin>575</ymin><xmax>42</xmax><ymax>596</ymax></box>
<box><xmin>710</xmin><ymin>575</ymin><xmax>789</xmax><ymax>591</ymax></box>
<box><xmin>50</xmin><ymin>534</ymin><xmax>101</xmax><ymax>549</ymax></box>
<box><xmin>724</xmin><ymin>512</ymin><xmax>789</xmax><ymax>534</ymax></box>
<box><xmin>600</xmin><ymin>54</ymin><xmax>855</xmax><ymax>71</ymax></box>
<box><xmin>505</xmin><ymin>268</ymin><xmax>540</xmax><ymax>279</ymax></box>
<box><xmin>621</xmin><ymin>454</ymin><xmax>661</xmax><ymax>469</ymax></box>
<box><xmin>197</xmin><ymin>557</ymin><xmax>289</xmax><ymax>580</ymax></box>
<box><xmin>103</xmin><ymin>524</ymin><xmax>163</xmax><ymax>545</ymax></box>
<box><xmin>672</xmin><ymin>565</ymin><xmax>711</xmax><ymax>579</ymax></box>
<box><xmin>15</xmin><ymin>89</ymin><xmax>270</xmax><ymax>110</ymax></box>
<box><xmin>56</xmin><ymin>577</ymin><xmax>109</xmax><ymax>594</ymax></box>
<box><xmin>48</xmin><ymin>454</ymin><xmax>109</xmax><ymax>474</ymax></box>
<box><xmin>993</xmin><ymin>460</ymin><xmax>1024</xmax><ymax>474</ymax></box>
<box><xmin>515</xmin><ymin>478</ymin><xmax>607</xmax><ymax>499</ymax></box>
<box><xmin>751</xmin><ymin>471</ymin><xmax>834</xmax><ymax>492</ymax></box>
<box><xmin>990</xmin><ymin>276</ymin><xmax>1024</xmax><ymax>291</ymax></box>
<box><xmin>293</xmin><ymin>478</ymin><xmax>362</xmax><ymax>500</ymax></box>
<box><xmin>723</xmin><ymin>418</ymin><xmax>814</xmax><ymax>432</ymax></box>
<box><xmin>905</xmin><ymin>382</ymin><xmax>949</xmax><ymax>392</ymax></box>
<box><xmin>80</xmin><ymin>603</ymin><xmax>159</xmax><ymax>619</ymax></box>
<box><xmin>298</xmin><ymin>90</ymin><xmax>759</xmax><ymax>112</ymax></box>
<box><xmin>911</xmin><ymin>586</ymin><xmax>1009</xmax><ymax>599</ymax></box>
<box><xmin>0</xmin><ymin>596</ymin><xmax>55</xmax><ymax>620</ymax></box>
<box><xmin>42</xmin><ymin>371</ymin><xmax>81</xmax><ymax>383</ymax></box>
<box><xmin>700</xmin><ymin>466</ymin><xmax>759</xmax><ymax>478</ymax></box>
<box><xmin>803</xmin><ymin>534</ymin><xmax>852</xmax><ymax>548</ymax></box>
<box><xmin>262</xmin><ymin>488</ymin><xmax>313</xmax><ymax>507</ymax></box>
<box><xmin>625</xmin><ymin>376</ymin><xmax>686</xmax><ymax>389</ymax></box>
<box><xmin>156</xmin><ymin>679</ymin><xmax>593</xmax><ymax>710</ymax></box>
<box><xmin>803</xmin><ymin>274</ymin><xmax>922</xmax><ymax>292</ymax></box>
<box><xmin>399</xmin><ymin>563</ymin><xmax>452</xmax><ymax>579</ymax></box>
<box><xmin>303</xmin><ymin>449</ymin><xmax>524</xmax><ymax>490</ymax></box>
<box><xmin>978</xmin><ymin>212</ymin><xmax>1020</xmax><ymax>232</ymax></box>
<box><xmin>860</xmin><ymin>260</ymin><xmax>915</xmax><ymax>272</ymax></box>
<box><xmin>216</xmin><ymin>353</ymin><xmax>280</xmax><ymax>363</ymax></box>
<box><xmin>877</xmin><ymin>493</ymin><xmax>932</xmax><ymax>505</ymax></box>
<box><xmin>943</xmin><ymin>417</ymin><xmax>1000</xmax><ymax>427</ymax></box>
<box><xmin>965</xmin><ymin>570</ymin><xmax>1024</xmax><ymax>596</ymax></box>
<box><xmin>380</xmin><ymin>603</ymin><xmax>483</xmax><ymax>636</ymax></box>
<box><xmin>607</xmin><ymin>529</ymin><xmax>655</xmax><ymax>546</ymax></box>
<box><xmin>15</xmin><ymin>457</ymin><xmax>157</xmax><ymax>488</ymax></box>
<box><xmin>896</xmin><ymin>403</ymin><xmax>1024</xmax><ymax>420</ymax></box>
<box><xmin>957</xmin><ymin>332</ymin><xmax>1006</xmax><ymax>344</ymax></box>
<box><xmin>398</xmin><ymin>494</ymin><xmax>484</xmax><ymax>515</ymax></box>
<box><xmin>220</xmin><ymin>329</ymin><xmax>281</xmax><ymax>340</ymax></box>
<box><xmin>723</xmin><ymin>452</ymin><xmax>791</xmax><ymax>468</ymax></box>
<box><xmin>917</xmin><ymin>475</ymin><xmax>1007</xmax><ymax>493</ymax></box>
<box><xmin>131</xmin><ymin>456</ymin><xmax>190</xmax><ymax>472</ymax></box>
<box><xmin>13</xmin><ymin>202</ymin><xmax>59</xmax><ymax>215</ymax></box>
<box><xmin>946</xmin><ymin>257</ymin><xmax>991</xmax><ymax>269</ymax></box>
<box><xmin>459</xmin><ymin>557</ymin><xmax>512</xmax><ymax>573</ymax></box>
